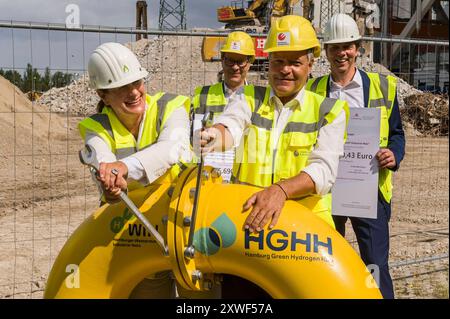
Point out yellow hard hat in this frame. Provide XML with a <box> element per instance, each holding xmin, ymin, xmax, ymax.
<box><xmin>220</xmin><ymin>31</ymin><xmax>255</xmax><ymax>62</ymax></box>
<box><xmin>264</xmin><ymin>15</ymin><xmax>321</xmax><ymax>58</ymax></box>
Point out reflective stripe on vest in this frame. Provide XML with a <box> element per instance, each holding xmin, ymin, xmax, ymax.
<box><xmin>193</xmin><ymin>83</ymin><xmax>227</xmax><ymax>116</ymax></box>
<box><xmin>233</xmin><ymin>87</ymin><xmax>348</xmax><ymax>221</ymax></box>
<box><xmin>78</xmin><ymin>92</ymin><xmax>190</xmax><ymax>184</ymax></box>
<box><xmin>306</xmin><ymin>72</ymin><xmax>398</xmax><ymax>203</ymax></box>
<box><xmin>193</xmin><ymin>83</ymin><xmax>267</xmax><ymax>118</ymax></box>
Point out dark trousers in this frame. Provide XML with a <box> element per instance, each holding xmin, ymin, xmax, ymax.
<box><xmin>333</xmin><ymin>194</ymin><xmax>394</xmax><ymax>299</ymax></box>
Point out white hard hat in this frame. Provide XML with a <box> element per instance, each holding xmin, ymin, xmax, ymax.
<box><xmin>88</xmin><ymin>42</ymin><xmax>148</xmax><ymax>90</ymax></box>
<box><xmin>323</xmin><ymin>13</ymin><xmax>361</xmax><ymax>45</ymax></box>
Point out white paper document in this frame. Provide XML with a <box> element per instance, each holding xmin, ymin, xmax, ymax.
<box><xmin>332</xmin><ymin>108</ymin><xmax>381</xmax><ymax>219</ymax></box>
<box><xmin>193</xmin><ymin>113</ymin><xmax>234</xmax><ymax>182</ymax></box>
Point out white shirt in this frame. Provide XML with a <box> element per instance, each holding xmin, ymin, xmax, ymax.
<box><xmin>215</xmin><ymin>86</ymin><xmax>347</xmax><ymax>196</ymax></box>
<box><xmin>223</xmin><ymin>81</ymin><xmax>246</xmax><ymax>109</ymax></box>
<box><xmin>329</xmin><ymin>68</ymin><xmax>364</xmax><ymax>109</ymax></box>
<box><xmin>85</xmin><ymin>104</ymin><xmax>190</xmax><ymax>185</ymax></box>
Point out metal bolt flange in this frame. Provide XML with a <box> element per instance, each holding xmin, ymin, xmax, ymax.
<box><xmin>184</xmin><ymin>246</ymin><xmax>195</xmax><ymax>259</ymax></box>
<box><xmin>189</xmin><ymin>188</ymin><xmax>196</xmax><ymax>199</ymax></box>
<box><xmin>183</xmin><ymin>216</ymin><xmax>191</xmax><ymax>226</ymax></box>
<box><xmin>191</xmin><ymin>270</ymin><xmax>202</xmax><ymax>282</ymax></box>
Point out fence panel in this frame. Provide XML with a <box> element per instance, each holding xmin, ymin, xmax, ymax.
<box><xmin>0</xmin><ymin>21</ymin><xmax>448</xmax><ymax>298</ymax></box>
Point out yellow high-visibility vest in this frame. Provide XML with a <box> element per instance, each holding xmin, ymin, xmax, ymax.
<box><xmin>79</xmin><ymin>93</ymin><xmax>190</xmax><ymax>187</ymax></box>
<box><xmin>192</xmin><ymin>82</ymin><xmax>258</xmax><ymax>117</ymax></box>
<box><xmin>233</xmin><ymin>86</ymin><xmax>349</xmax><ymax>227</ymax></box>
<box><xmin>306</xmin><ymin>72</ymin><xmax>397</xmax><ymax>202</ymax></box>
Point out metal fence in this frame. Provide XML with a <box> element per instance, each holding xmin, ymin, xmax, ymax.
<box><xmin>0</xmin><ymin>21</ymin><xmax>448</xmax><ymax>299</ymax></box>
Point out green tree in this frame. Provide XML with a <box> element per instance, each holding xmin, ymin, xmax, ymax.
<box><xmin>41</xmin><ymin>67</ymin><xmax>51</xmax><ymax>92</ymax></box>
<box><xmin>1</xmin><ymin>69</ymin><xmax>24</xmax><ymax>89</ymax></box>
<box><xmin>51</xmin><ymin>71</ymin><xmax>65</xmax><ymax>88</ymax></box>
<box><xmin>51</xmin><ymin>71</ymin><xmax>73</xmax><ymax>88</ymax></box>
<box><xmin>22</xmin><ymin>63</ymin><xmax>41</xmax><ymax>93</ymax></box>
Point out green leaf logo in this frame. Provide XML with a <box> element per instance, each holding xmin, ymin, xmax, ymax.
<box><xmin>193</xmin><ymin>213</ymin><xmax>237</xmax><ymax>255</ymax></box>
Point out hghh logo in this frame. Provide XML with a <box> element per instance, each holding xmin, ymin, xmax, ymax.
<box><xmin>277</xmin><ymin>33</ymin><xmax>286</xmax><ymax>41</ymax></box>
<box><xmin>245</xmin><ymin>230</ymin><xmax>333</xmax><ymax>255</ymax></box>
<box><xmin>193</xmin><ymin>213</ymin><xmax>236</xmax><ymax>255</ymax></box>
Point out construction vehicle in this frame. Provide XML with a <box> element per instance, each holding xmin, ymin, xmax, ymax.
<box><xmin>26</xmin><ymin>91</ymin><xmax>42</xmax><ymax>102</ymax></box>
<box><xmin>217</xmin><ymin>0</ymin><xmax>308</xmax><ymax>30</ymax></box>
<box><xmin>202</xmin><ymin>0</ymin><xmax>314</xmax><ymax>66</ymax></box>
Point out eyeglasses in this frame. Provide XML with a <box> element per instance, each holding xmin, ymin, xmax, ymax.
<box><xmin>223</xmin><ymin>57</ymin><xmax>249</xmax><ymax>68</ymax></box>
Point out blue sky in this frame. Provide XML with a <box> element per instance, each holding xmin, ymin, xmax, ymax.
<box><xmin>0</xmin><ymin>0</ymin><xmax>227</xmax><ymax>73</ymax></box>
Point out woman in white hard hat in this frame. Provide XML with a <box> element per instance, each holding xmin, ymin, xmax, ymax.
<box><xmin>79</xmin><ymin>42</ymin><xmax>191</xmax><ymax>204</ymax></box>
<box><xmin>79</xmin><ymin>42</ymin><xmax>192</xmax><ymax>299</ymax></box>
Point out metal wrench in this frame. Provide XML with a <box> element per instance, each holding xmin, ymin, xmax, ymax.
<box><xmin>185</xmin><ymin>111</ymin><xmax>213</xmax><ymax>258</ymax></box>
<box><xmin>79</xmin><ymin>144</ymin><xmax>168</xmax><ymax>255</ymax></box>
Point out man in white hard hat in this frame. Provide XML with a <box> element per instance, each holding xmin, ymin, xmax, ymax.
<box><xmin>79</xmin><ymin>42</ymin><xmax>191</xmax><ymax>298</ymax></box>
<box><xmin>306</xmin><ymin>13</ymin><xmax>405</xmax><ymax>299</ymax></box>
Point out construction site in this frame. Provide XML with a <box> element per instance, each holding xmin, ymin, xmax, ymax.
<box><xmin>0</xmin><ymin>0</ymin><xmax>448</xmax><ymax>299</ymax></box>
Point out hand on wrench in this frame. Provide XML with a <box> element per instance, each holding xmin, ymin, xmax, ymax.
<box><xmin>97</xmin><ymin>161</ymin><xmax>128</xmax><ymax>202</ymax></box>
<box><xmin>79</xmin><ymin>144</ymin><xmax>168</xmax><ymax>255</ymax></box>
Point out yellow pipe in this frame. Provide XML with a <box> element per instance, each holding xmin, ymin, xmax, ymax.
<box><xmin>44</xmin><ymin>184</ymin><xmax>172</xmax><ymax>298</ymax></box>
<box><xmin>44</xmin><ymin>167</ymin><xmax>382</xmax><ymax>298</ymax></box>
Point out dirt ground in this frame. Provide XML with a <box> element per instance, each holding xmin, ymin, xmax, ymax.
<box><xmin>0</xmin><ymin>76</ymin><xmax>448</xmax><ymax>299</ymax></box>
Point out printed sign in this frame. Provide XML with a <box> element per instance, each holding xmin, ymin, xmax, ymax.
<box><xmin>332</xmin><ymin>108</ymin><xmax>381</xmax><ymax>219</ymax></box>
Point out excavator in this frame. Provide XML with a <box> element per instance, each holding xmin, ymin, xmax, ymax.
<box><xmin>217</xmin><ymin>0</ymin><xmax>314</xmax><ymax>30</ymax></box>
<box><xmin>202</xmin><ymin>0</ymin><xmax>314</xmax><ymax>63</ymax></box>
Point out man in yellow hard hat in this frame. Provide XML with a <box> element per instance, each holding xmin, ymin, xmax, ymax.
<box><xmin>198</xmin><ymin>15</ymin><xmax>349</xmax><ymax>232</ymax></box>
<box><xmin>191</xmin><ymin>31</ymin><xmax>258</xmax><ymax>182</ymax></box>
<box><xmin>196</xmin><ymin>15</ymin><xmax>350</xmax><ymax>298</ymax></box>
<box><xmin>306</xmin><ymin>13</ymin><xmax>405</xmax><ymax>299</ymax></box>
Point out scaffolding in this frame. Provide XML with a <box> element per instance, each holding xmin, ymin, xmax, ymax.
<box><xmin>159</xmin><ymin>0</ymin><xmax>186</xmax><ymax>31</ymax></box>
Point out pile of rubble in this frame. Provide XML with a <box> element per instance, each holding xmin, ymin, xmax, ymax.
<box><xmin>38</xmin><ymin>36</ymin><xmax>221</xmax><ymax>116</ymax></box>
<box><xmin>36</xmin><ymin>35</ymin><xmax>448</xmax><ymax>137</ymax></box>
<box><xmin>311</xmin><ymin>53</ymin><xmax>422</xmax><ymax>109</ymax></box>
<box><xmin>37</xmin><ymin>76</ymin><xmax>98</xmax><ymax>115</ymax></box>
<box><xmin>401</xmin><ymin>93</ymin><xmax>449</xmax><ymax>136</ymax></box>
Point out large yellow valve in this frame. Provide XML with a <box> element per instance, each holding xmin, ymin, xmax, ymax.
<box><xmin>44</xmin><ymin>166</ymin><xmax>382</xmax><ymax>299</ymax></box>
